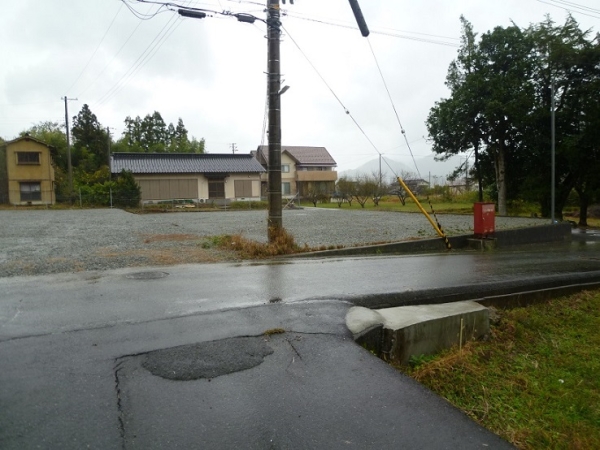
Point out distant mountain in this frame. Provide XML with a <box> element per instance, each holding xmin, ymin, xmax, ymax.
<box><xmin>339</xmin><ymin>155</ymin><xmax>464</xmax><ymax>184</ymax></box>
<box><xmin>339</xmin><ymin>158</ymin><xmax>412</xmax><ymax>182</ymax></box>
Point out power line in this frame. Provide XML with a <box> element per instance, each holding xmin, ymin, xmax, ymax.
<box><xmin>282</xmin><ymin>24</ymin><xmax>385</xmax><ymax>165</ymax></box>
<box><xmin>535</xmin><ymin>0</ymin><xmax>600</xmax><ymax>19</ymax></box>
<box><xmin>284</xmin><ymin>13</ymin><xmax>460</xmax><ymax>47</ymax></box>
<box><xmin>65</xmin><ymin>2</ymin><xmax>125</xmax><ymax>95</ymax></box>
<box><xmin>549</xmin><ymin>0</ymin><xmax>600</xmax><ymax>14</ymax></box>
<box><xmin>95</xmin><ymin>3</ymin><xmax>187</xmax><ymax>106</ymax></box>
<box><xmin>121</xmin><ymin>0</ymin><xmax>171</xmax><ymax>20</ymax></box>
<box><xmin>366</xmin><ymin>37</ymin><xmax>421</xmax><ymax>178</ymax></box>
<box><xmin>75</xmin><ymin>18</ymin><xmax>145</xmax><ymax>98</ymax></box>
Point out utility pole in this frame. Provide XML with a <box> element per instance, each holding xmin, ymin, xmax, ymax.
<box><xmin>107</xmin><ymin>127</ymin><xmax>112</xmax><ymax>180</ymax></box>
<box><xmin>267</xmin><ymin>0</ymin><xmax>283</xmax><ymax>242</ymax></box>
<box><xmin>465</xmin><ymin>156</ymin><xmax>470</xmax><ymax>191</ymax></box>
<box><xmin>62</xmin><ymin>96</ymin><xmax>77</xmax><ymax>198</ymax></box>
<box><xmin>551</xmin><ymin>78</ymin><xmax>556</xmax><ymax>224</ymax></box>
<box><xmin>231</xmin><ymin>143</ymin><xmax>238</xmax><ymax>154</ymax></box>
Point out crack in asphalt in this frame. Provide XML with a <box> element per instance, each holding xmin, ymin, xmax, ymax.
<box><xmin>113</xmin><ymin>360</ymin><xmax>127</xmax><ymax>450</ymax></box>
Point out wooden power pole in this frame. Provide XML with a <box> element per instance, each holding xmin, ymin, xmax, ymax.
<box><xmin>267</xmin><ymin>0</ymin><xmax>283</xmax><ymax>242</ymax></box>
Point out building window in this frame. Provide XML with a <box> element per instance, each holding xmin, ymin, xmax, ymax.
<box><xmin>17</xmin><ymin>152</ymin><xmax>41</xmax><ymax>165</ymax></box>
<box><xmin>234</xmin><ymin>180</ymin><xmax>252</xmax><ymax>198</ymax></box>
<box><xmin>20</xmin><ymin>182</ymin><xmax>41</xmax><ymax>201</ymax></box>
<box><xmin>282</xmin><ymin>182</ymin><xmax>291</xmax><ymax>195</ymax></box>
<box><xmin>282</xmin><ymin>164</ymin><xmax>290</xmax><ymax>173</ymax></box>
<box><xmin>208</xmin><ymin>180</ymin><xmax>225</xmax><ymax>199</ymax></box>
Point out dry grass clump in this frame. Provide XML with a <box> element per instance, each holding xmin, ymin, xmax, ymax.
<box><xmin>207</xmin><ymin>227</ymin><xmax>309</xmax><ymax>259</ymax></box>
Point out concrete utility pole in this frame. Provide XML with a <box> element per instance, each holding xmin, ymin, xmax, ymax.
<box><xmin>107</xmin><ymin>127</ymin><xmax>112</xmax><ymax>180</ymax></box>
<box><xmin>267</xmin><ymin>0</ymin><xmax>283</xmax><ymax>242</ymax></box>
<box><xmin>62</xmin><ymin>96</ymin><xmax>77</xmax><ymax>197</ymax></box>
<box><xmin>231</xmin><ymin>143</ymin><xmax>237</xmax><ymax>154</ymax></box>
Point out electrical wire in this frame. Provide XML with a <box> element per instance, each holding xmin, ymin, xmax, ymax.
<box><xmin>121</xmin><ymin>0</ymin><xmax>170</xmax><ymax>20</ymax></box>
<box><xmin>130</xmin><ymin>0</ymin><xmax>217</xmax><ymax>15</ymax></box>
<box><xmin>282</xmin><ymin>25</ymin><xmax>386</xmax><ymax>166</ymax></box>
<box><xmin>65</xmin><ymin>3</ymin><xmax>124</xmax><ymax>95</ymax></box>
<box><xmin>75</xmin><ymin>19</ymin><xmax>145</xmax><ymax>98</ymax></box>
<box><xmin>366</xmin><ymin>37</ymin><xmax>421</xmax><ymax>179</ymax></box>
<box><xmin>95</xmin><ymin>3</ymin><xmax>188</xmax><ymax>107</ymax></box>
<box><xmin>535</xmin><ymin>0</ymin><xmax>600</xmax><ymax>19</ymax></box>
<box><xmin>549</xmin><ymin>0</ymin><xmax>600</xmax><ymax>14</ymax></box>
<box><xmin>285</xmin><ymin>13</ymin><xmax>460</xmax><ymax>48</ymax></box>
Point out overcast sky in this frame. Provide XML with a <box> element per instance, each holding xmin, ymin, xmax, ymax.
<box><xmin>1</xmin><ymin>0</ymin><xmax>598</xmax><ymax>174</ymax></box>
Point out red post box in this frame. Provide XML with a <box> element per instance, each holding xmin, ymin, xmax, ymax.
<box><xmin>474</xmin><ymin>202</ymin><xmax>495</xmax><ymax>237</ymax></box>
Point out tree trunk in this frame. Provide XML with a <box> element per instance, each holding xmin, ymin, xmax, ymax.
<box><xmin>494</xmin><ymin>146</ymin><xmax>507</xmax><ymax>216</ymax></box>
<box><xmin>474</xmin><ymin>141</ymin><xmax>483</xmax><ymax>202</ymax></box>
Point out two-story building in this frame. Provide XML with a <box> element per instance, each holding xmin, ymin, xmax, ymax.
<box><xmin>252</xmin><ymin>145</ymin><xmax>337</xmax><ymax>200</ymax></box>
<box><xmin>0</xmin><ymin>135</ymin><xmax>56</xmax><ymax>205</ymax></box>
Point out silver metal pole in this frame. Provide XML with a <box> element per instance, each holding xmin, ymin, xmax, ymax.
<box><xmin>551</xmin><ymin>79</ymin><xmax>556</xmax><ymax>224</ymax></box>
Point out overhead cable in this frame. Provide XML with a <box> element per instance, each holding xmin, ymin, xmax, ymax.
<box><xmin>65</xmin><ymin>3</ymin><xmax>125</xmax><ymax>95</ymax></box>
<box><xmin>366</xmin><ymin>37</ymin><xmax>421</xmax><ymax>178</ymax></box>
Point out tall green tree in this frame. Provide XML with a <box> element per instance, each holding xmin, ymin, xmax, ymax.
<box><xmin>522</xmin><ymin>16</ymin><xmax>600</xmax><ymax>220</ymax></box>
<box><xmin>428</xmin><ymin>17</ymin><xmax>486</xmax><ymax>202</ymax></box>
<box><xmin>427</xmin><ymin>16</ymin><xmax>599</xmax><ymax>219</ymax></box>
<box><xmin>428</xmin><ymin>19</ymin><xmax>535</xmax><ymax>216</ymax></box>
<box><xmin>118</xmin><ymin>113</ymin><xmax>204</xmax><ymax>154</ymax></box>
<box><xmin>71</xmin><ymin>104</ymin><xmax>108</xmax><ymax>171</ymax></box>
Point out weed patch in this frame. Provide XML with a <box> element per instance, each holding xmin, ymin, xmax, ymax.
<box><xmin>263</xmin><ymin>328</ymin><xmax>285</xmax><ymax>336</ymax></box>
<box><xmin>209</xmin><ymin>228</ymin><xmax>309</xmax><ymax>259</ymax></box>
<box><xmin>395</xmin><ymin>290</ymin><xmax>600</xmax><ymax>449</ymax></box>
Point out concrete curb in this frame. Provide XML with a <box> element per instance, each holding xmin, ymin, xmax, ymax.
<box><xmin>346</xmin><ymin>270</ymin><xmax>600</xmax><ymax>310</ymax></box>
<box><xmin>347</xmin><ymin>276</ymin><xmax>600</xmax><ymax>366</ymax></box>
<box><xmin>290</xmin><ymin>222</ymin><xmax>572</xmax><ymax>258</ymax></box>
<box><xmin>348</xmin><ymin>301</ymin><xmax>489</xmax><ymax>365</ymax></box>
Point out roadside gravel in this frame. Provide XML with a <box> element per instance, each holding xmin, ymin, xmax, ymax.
<box><xmin>0</xmin><ymin>208</ymin><xmax>548</xmax><ymax>277</ymax></box>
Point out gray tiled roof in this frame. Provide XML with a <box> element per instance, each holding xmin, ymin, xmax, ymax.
<box><xmin>111</xmin><ymin>153</ymin><xmax>266</xmax><ymax>174</ymax></box>
<box><xmin>256</xmin><ymin>146</ymin><xmax>336</xmax><ymax>166</ymax></box>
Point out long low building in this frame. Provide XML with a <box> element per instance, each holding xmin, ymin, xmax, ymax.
<box><xmin>111</xmin><ymin>152</ymin><xmax>266</xmax><ymax>204</ymax></box>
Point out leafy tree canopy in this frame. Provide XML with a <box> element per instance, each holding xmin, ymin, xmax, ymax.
<box><xmin>427</xmin><ymin>15</ymin><xmax>600</xmax><ymax>219</ymax></box>
<box><xmin>119</xmin><ymin>112</ymin><xmax>204</xmax><ymax>153</ymax></box>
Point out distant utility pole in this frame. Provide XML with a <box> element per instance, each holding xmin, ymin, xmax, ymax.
<box><xmin>231</xmin><ymin>143</ymin><xmax>238</xmax><ymax>154</ymax></box>
<box><xmin>62</xmin><ymin>96</ymin><xmax>77</xmax><ymax>197</ymax></box>
<box><xmin>267</xmin><ymin>0</ymin><xmax>283</xmax><ymax>242</ymax></box>
<box><xmin>551</xmin><ymin>78</ymin><xmax>556</xmax><ymax>224</ymax></box>
<box><xmin>107</xmin><ymin>127</ymin><xmax>112</xmax><ymax>180</ymax></box>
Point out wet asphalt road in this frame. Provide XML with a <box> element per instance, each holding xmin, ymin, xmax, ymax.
<box><xmin>1</xmin><ymin>240</ymin><xmax>599</xmax><ymax>340</ymax></box>
<box><xmin>0</xmin><ymin>231</ymin><xmax>598</xmax><ymax>448</ymax></box>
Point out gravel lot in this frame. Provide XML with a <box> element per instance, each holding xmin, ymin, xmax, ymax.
<box><xmin>0</xmin><ymin>208</ymin><xmax>548</xmax><ymax>277</ymax></box>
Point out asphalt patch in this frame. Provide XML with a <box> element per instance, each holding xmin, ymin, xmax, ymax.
<box><xmin>142</xmin><ymin>336</ymin><xmax>274</xmax><ymax>381</ymax></box>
